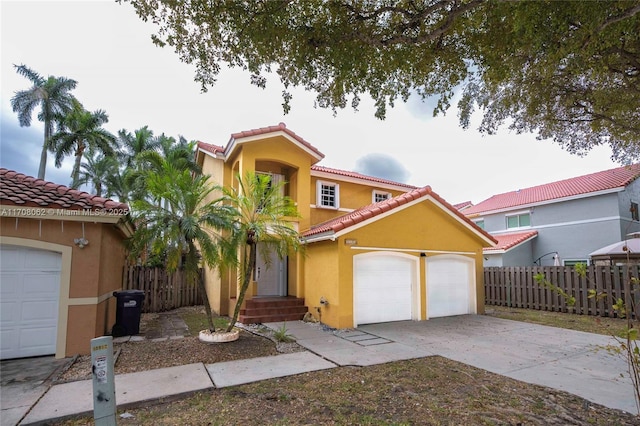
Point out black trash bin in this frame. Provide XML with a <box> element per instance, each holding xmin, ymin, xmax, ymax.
<box><xmin>112</xmin><ymin>290</ymin><xmax>145</xmax><ymax>337</ymax></box>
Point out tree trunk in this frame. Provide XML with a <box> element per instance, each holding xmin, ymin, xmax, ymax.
<box><xmin>71</xmin><ymin>143</ymin><xmax>84</xmax><ymax>188</ymax></box>
<box><xmin>226</xmin><ymin>242</ymin><xmax>256</xmax><ymax>332</ymax></box>
<box><xmin>38</xmin><ymin>122</ymin><xmax>52</xmax><ymax>180</ymax></box>
<box><xmin>197</xmin><ymin>270</ymin><xmax>216</xmax><ymax>332</ymax></box>
<box><xmin>187</xmin><ymin>241</ymin><xmax>215</xmax><ymax>332</ymax></box>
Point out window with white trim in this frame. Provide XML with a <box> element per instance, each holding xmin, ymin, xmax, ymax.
<box><xmin>474</xmin><ymin>219</ymin><xmax>485</xmax><ymax>230</ymax></box>
<box><xmin>317</xmin><ymin>181</ymin><xmax>339</xmax><ymax>209</ymax></box>
<box><xmin>506</xmin><ymin>212</ymin><xmax>530</xmax><ymax>229</ymax></box>
<box><xmin>372</xmin><ymin>190</ymin><xmax>391</xmax><ymax>203</ymax></box>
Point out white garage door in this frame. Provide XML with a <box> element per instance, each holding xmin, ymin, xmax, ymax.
<box><xmin>426</xmin><ymin>255</ymin><xmax>475</xmax><ymax>318</ymax></box>
<box><xmin>1</xmin><ymin>245</ymin><xmax>61</xmax><ymax>359</ymax></box>
<box><xmin>354</xmin><ymin>254</ymin><xmax>415</xmax><ymax>325</ymax></box>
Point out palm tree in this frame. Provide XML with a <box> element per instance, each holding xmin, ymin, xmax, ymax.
<box><xmin>221</xmin><ymin>171</ymin><xmax>302</xmax><ymax>332</ymax></box>
<box><xmin>10</xmin><ymin>64</ymin><xmax>77</xmax><ymax>180</ymax></box>
<box><xmin>104</xmin><ymin>166</ymin><xmax>132</xmax><ymax>203</ymax></box>
<box><xmin>49</xmin><ymin>102</ymin><xmax>117</xmax><ymax>188</ymax></box>
<box><xmin>77</xmin><ymin>147</ymin><xmax>119</xmax><ymax>197</ymax></box>
<box><xmin>117</xmin><ymin>126</ymin><xmax>158</xmax><ymax>169</ymax></box>
<box><xmin>156</xmin><ymin>134</ymin><xmax>200</xmax><ymax>173</ymax></box>
<box><xmin>127</xmin><ymin>160</ymin><xmax>236</xmax><ymax>331</ymax></box>
<box><xmin>127</xmin><ymin>135</ymin><xmax>200</xmax><ymax>203</ymax></box>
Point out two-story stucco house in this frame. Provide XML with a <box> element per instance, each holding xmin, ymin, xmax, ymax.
<box><xmin>463</xmin><ymin>164</ymin><xmax>640</xmax><ymax>267</ymax></box>
<box><xmin>195</xmin><ymin>123</ymin><xmax>496</xmax><ymax>329</ymax></box>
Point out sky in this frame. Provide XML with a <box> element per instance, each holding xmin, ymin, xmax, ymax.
<box><xmin>0</xmin><ymin>0</ymin><xmax>621</xmax><ymax>205</ymax></box>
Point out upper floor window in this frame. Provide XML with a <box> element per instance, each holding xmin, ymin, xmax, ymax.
<box><xmin>474</xmin><ymin>219</ymin><xmax>485</xmax><ymax>230</ymax></box>
<box><xmin>631</xmin><ymin>202</ymin><xmax>639</xmax><ymax>221</ymax></box>
<box><xmin>372</xmin><ymin>190</ymin><xmax>391</xmax><ymax>203</ymax></box>
<box><xmin>506</xmin><ymin>212</ymin><xmax>530</xmax><ymax>229</ymax></box>
<box><xmin>317</xmin><ymin>181</ymin><xmax>339</xmax><ymax>209</ymax></box>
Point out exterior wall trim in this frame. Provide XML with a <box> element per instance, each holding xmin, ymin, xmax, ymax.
<box><xmin>68</xmin><ymin>291</ymin><xmax>114</xmax><ymax>306</ymax></box>
<box><xmin>350</xmin><ymin>246</ymin><xmax>476</xmax><ymax>256</ymax></box>
<box><xmin>0</xmin><ymin>236</ymin><xmax>71</xmax><ymax>359</ymax></box>
<box><xmin>490</xmin><ymin>215</ymin><xmax>621</xmax><ymax>234</ymax></box>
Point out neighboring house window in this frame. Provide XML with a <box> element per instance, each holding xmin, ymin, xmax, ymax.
<box><xmin>372</xmin><ymin>190</ymin><xmax>391</xmax><ymax>203</ymax></box>
<box><xmin>317</xmin><ymin>181</ymin><xmax>339</xmax><ymax>209</ymax></box>
<box><xmin>506</xmin><ymin>212</ymin><xmax>531</xmax><ymax>229</ymax></box>
<box><xmin>563</xmin><ymin>259</ymin><xmax>589</xmax><ymax>267</ymax></box>
<box><xmin>474</xmin><ymin>219</ymin><xmax>485</xmax><ymax>229</ymax></box>
<box><xmin>631</xmin><ymin>202</ymin><xmax>639</xmax><ymax>221</ymax></box>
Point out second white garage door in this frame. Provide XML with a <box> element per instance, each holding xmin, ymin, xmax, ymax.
<box><xmin>354</xmin><ymin>253</ymin><xmax>416</xmax><ymax>326</ymax></box>
<box><xmin>426</xmin><ymin>255</ymin><xmax>475</xmax><ymax>318</ymax></box>
<box><xmin>0</xmin><ymin>245</ymin><xmax>61</xmax><ymax>360</ymax></box>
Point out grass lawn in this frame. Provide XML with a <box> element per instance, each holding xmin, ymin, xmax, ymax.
<box><xmin>485</xmin><ymin>305</ymin><xmax>631</xmax><ymax>338</ymax></box>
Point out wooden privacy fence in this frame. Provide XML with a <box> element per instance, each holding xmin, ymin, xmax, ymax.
<box><xmin>484</xmin><ymin>266</ymin><xmax>640</xmax><ymax>318</ymax></box>
<box><xmin>123</xmin><ymin>265</ymin><xmax>204</xmax><ymax>313</ymax></box>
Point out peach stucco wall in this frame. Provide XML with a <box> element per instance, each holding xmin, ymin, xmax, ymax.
<box><xmin>0</xmin><ymin>215</ymin><xmax>127</xmax><ymax>356</ymax></box>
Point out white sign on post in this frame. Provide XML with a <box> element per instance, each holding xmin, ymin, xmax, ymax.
<box><xmin>91</xmin><ymin>336</ymin><xmax>116</xmax><ymax>426</ymax></box>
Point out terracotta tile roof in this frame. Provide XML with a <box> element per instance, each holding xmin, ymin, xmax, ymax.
<box><xmin>311</xmin><ymin>165</ymin><xmax>417</xmax><ymax>189</ymax></box>
<box><xmin>303</xmin><ymin>185</ymin><xmax>497</xmax><ymax>246</ymax></box>
<box><xmin>0</xmin><ymin>168</ymin><xmax>129</xmax><ymax>212</ymax></box>
<box><xmin>484</xmin><ymin>231</ymin><xmax>538</xmax><ymax>253</ymax></box>
<box><xmin>453</xmin><ymin>201</ymin><xmax>473</xmax><ymax>211</ymax></box>
<box><xmin>197</xmin><ymin>141</ymin><xmax>224</xmax><ymax>155</ymax></box>
<box><xmin>465</xmin><ymin>164</ymin><xmax>640</xmax><ymax>215</ymax></box>
<box><xmin>230</xmin><ymin>122</ymin><xmax>325</xmax><ymax>160</ymax></box>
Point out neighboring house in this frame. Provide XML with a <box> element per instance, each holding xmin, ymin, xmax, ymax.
<box><xmin>195</xmin><ymin>123</ymin><xmax>496</xmax><ymax>329</ymax></box>
<box><xmin>0</xmin><ymin>169</ymin><xmax>132</xmax><ymax>359</ymax></box>
<box><xmin>462</xmin><ymin>164</ymin><xmax>640</xmax><ymax>267</ymax></box>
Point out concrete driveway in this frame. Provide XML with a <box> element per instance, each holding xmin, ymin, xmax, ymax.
<box><xmin>0</xmin><ymin>356</ymin><xmax>71</xmax><ymax>426</ymax></box>
<box><xmin>284</xmin><ymin>315</ymin><xmax>637</xmax><ymax>415</ymax></box>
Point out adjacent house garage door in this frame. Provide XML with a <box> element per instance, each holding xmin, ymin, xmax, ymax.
<box><xmin>426</xmin><ymin>255</ymin><xmax>475</xmax><ymax>318</ymax></box>
<box><xmin>354</xmin><ymin>253</ymin><xmax>416</xmax><ymax>326</ymax></box>
<box><xmin>1</xmin><ymin>245</ymin><xmax>61</xmax><ymax>359</ymax></box>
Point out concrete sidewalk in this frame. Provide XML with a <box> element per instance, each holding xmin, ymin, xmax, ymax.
<box><xmin>19</xmin><ymin>352</ymin><xmax>336</xmax><ymax>425</ymax></box>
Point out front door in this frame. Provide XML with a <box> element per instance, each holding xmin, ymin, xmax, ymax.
<box><xmin>255</xmin><ymin>244</ymin><xmax>287</xmax><ymax>296</ymax></box>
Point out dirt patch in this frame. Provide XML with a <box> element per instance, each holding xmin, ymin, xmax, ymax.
<box><xmin>56</xmin><ymin>307</ymin><xmax>290</xmax><ymax>383</ymax></box>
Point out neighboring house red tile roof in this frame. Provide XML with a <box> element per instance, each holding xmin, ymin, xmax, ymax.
<box><xmin>230</xmin><ymin>122</ymin><xmax>325</xmax><ymax>160</ymax></box>
<box><xmin>465</xmin><ymin>164</ymin><xmax>640</xmax><ymax>215</ymax></box>
<box><xmin>453</xmin><ymin>201</ymin><xmax>473</xmax><ymax>211</ymax></box>
<box><xmin>311</xmin><ymin>165</ymin><xmax>417</xmax><ymax>189</ymax></box>
<box><xmin>484</xmin><ymin>231</ymin><xmax>538</xmax><ymax>253</ymax></box>
<box><xmin>303</xmin><ymin>185</ymin><xmax>497</xmax><ymax>246</ymax></box>
<box><xmin>0</xmin><ymin>168</ymin><xmax>129</xmax><ymax>212</ymax></box>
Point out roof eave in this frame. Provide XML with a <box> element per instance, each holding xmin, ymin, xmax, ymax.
<box><xmin>311</xmin><ymin>168</ymin><xmax>416</xmax><ymax>192</ymax></box>
<box><xmin>301</xmin><ymin>231</ymin><xmax>337</xmax><ymax>244</ymax></box>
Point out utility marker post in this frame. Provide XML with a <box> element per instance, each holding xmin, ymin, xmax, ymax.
<box><xmin>91</xmin><ymin>336</ymin><xmax>117</xmax><ymax>425</ymax></box>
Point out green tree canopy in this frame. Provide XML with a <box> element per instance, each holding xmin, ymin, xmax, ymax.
<box><xmin>49</xmin><ymin>102</ymin><xmax>117</xmax><ymax>188</ymax></box>
<box><xmin>10</xmin><ymin>64</ymin><xmax>77</xmax><ymax>180</ymax></box>
<box><xmin>123</xmin><ymin>0</ymin><xmax>640</xmax><ymax>162</ymax></box>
